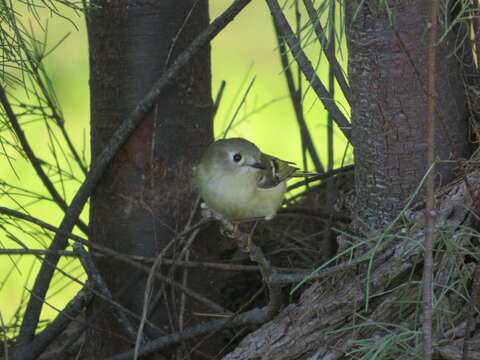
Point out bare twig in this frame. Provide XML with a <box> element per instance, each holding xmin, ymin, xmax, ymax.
<box><xmin>326</xmin><ymin>0</ymin><xmax>336</xmax><ymax>200</ymax></box>
<box><xmin>0</xmin><ymin>208</ymin><xmax>253</xmax><ymax>307</ymax></box>
<box><xmin>0</xmin><ymin>249</ymin><xmax>307</xmax><ymax>274</ymax></box>
<box><xmin>11</xmin><ymin>285</ymin><xmax>93</xmax><ymax>360</ymax></box>
<box><xmin>0</xmin><ymin>206</ymin><xmax>282</xmax><ymax>272</ymax></box>
<box><xmin>0</xmin><ymin>206</ymin><xmax>318</xmax><ymax>275</ymax></box>
<box><xmin>178</xmin><ymin>247</ymin><xmax>189</xmax><ymax>333</ymax></box>
<box><xmin>474</xmin><ymin>0</ymin><xmax>480</xmax><ymax>70</ymax></box>
<box><xmin>273</xmin><ymin>19</ymin><xmax>324</xmax><ymax>172</ymax></box>
<box><xmin>0</xmin><ymin>246</ymin><xmax>306</xmax><ymax>273</ymax></box>
<box><xmin>213</xmin><ymin>80</ymin><xmax>226</xmax><ymax>117</ymax></box>
<box><xmin>7</xmin><ymin>7</ymin><xmax>88</xmax><ymax>175</ymax></box>
<box><xmin>0</xmin><ymin>212</ymin><xmax>228</xmax><ymax>327</ymax></box>
<box><xmin>0</xmin><ymin>206</ymin><xmax>88</xmax><ymax>242</ymax></box>
<box><xmin>133</xmin><ymin>226</ymin><xmax>201</xmax><ymax>360</ymax></box>
<box><xmin>73</xmin><ymin>243</ymin><xmax>139</xmax><ymax>343</ymax></box>
<box><xmin>302</xmin><ymin>0</ymin><xmax>350</xmax><ymax>103</ymax></box>
<box><xmin>422</xmin><ymin>2</ymin><xmax>438</xmax><ymax>359</ymax></box>
<box><xmin>0</xmin><ymin>245</ymin><xmax>346</xmax><ymax>285</ymax></box>
<box><xmin>163</xmin><ymin>0</ymin><xmax>200</xmax><ymax>69</ymax></box>
<box><xmin>266</xmin><ymin>0</ymin><xmax>351</xmax><ymax>141</ymax></box>
<box><xmin>269</xmin><ymin>260</ymin><xmax>358</xmax><ymax>284</ymax></box>
<box><xmin>37</xmin><ymin>274</ymin><xmax>165</xmax><ymax>360</ymax></box>
<box><xmin>222</xmin><ymin>76</ymin><xmax>256</xmax><ymax>138</ymax></box>
<box><xmin>322</xmin><ymin>0</ymin><xmax>337</xmax><ymax>244</ymax></box>
<box><xmin>0</xmin><ymin>312</ymin><xmax>8</xmax><ymax>360</ymax></box>
<box><xmin>107</xmin><ymin>217</ymin><xmax>288</xmax><ymax>360</ymax></box>
<box><xmin>287</xmin><ymin>164</ymin><xmax>353</xmax><ymax>191</ymax></box>
<box><xmin>7</xmin><ymin>234</ymin><xmax>152</xmax><ymax>334</ymax></box>
<box><xmin>0</xmin><ymin>86</ymin><xmax>89</xmax><ymax>236</ymax></box>
<box><xmin>17</xmin><ymin>0</ymin><xmax>252</xmax><ymax>344</ymax></box>
<box><xmin>224</xmin><ymin>224</ymin><xmax>282</xmax><ymax>316</ymax></box>
<box><xmin>0</xmin><ymin>248</ymin><xmax>76</xmax><ymax>256</ymax></box>
<box><xmin>106</xmin><ymin>307</ymin><xmax>269</xmax><ymax>360</ymax></box>
<box><xmin>247</xmin><ymin>241</ymin><xmax>282</xmax><ymax>315</ymax></box>
<box><xmin>139</xmin><ymin>255</ymin><xmax>308</xmax><ymax>274</ymax></box>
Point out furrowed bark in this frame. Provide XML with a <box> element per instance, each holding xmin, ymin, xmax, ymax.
<box><xmin>346</xmin><ymin>1</ymin><xmax>469</xmax><ymax>226</ymax></box>
<box><xmin>85</xmin><ymin>1</ymin><xmax>227</xmax><ymax>357</ymax></box>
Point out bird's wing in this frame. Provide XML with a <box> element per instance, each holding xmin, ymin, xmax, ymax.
<box><xmin>257</xmin><ymin>153</ymin><xmax>315</xmax><ymax>189</ymax></box>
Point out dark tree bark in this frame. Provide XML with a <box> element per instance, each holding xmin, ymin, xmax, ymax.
<box><xmin>86</xmin><ymin>1</ymin><xmax>226</xmax><ymax>358</ymax></box>
<box><xmin>346</xmin><ymin>1</ymin><xmax>470</xmax><ymax>226</ymax></box>
<box><xmin>216</xmin><ymin>2</ymin><xmax>476</xmax><ymax>359</ymax></box>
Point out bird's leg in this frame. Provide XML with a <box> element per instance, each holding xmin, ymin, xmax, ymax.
<box><xmin>201</xmin><ymin>202</ymin><xmax>239</xmax><ymax>237</ymax></box>
<box><xmin>200</xmin><ymin>203</ymin><xmax>260</xmax><ymax>251</ymax></box>
<box><xmin>232</xmin><ymin>221</ymin><xmax>251</xmax><ymax>252</ymax></box>
<box><xmin>220</xmin><ymin>220</ymin><xmax>238</xmax><ymax>238</ymax></box>
<box><xmin>246</xmin><ymin>220</ymin><xmax>259</xmax><ymax>252</ymax></box>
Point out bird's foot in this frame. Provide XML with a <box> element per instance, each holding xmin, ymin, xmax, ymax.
<box><xmin>200</xmin><ymin>203</ymin><xmax>258</xmax><ymax>252</ymax></box>
<box><xmin>201</xmin><ymin>202</ymin><xmax>236</xmax><ymax>233</ymax></box>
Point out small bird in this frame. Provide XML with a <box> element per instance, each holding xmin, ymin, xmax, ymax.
<box><xmin>193</xmin><ymin>138</ymin><xmax>314</xmax><ymax>221</ymax></box>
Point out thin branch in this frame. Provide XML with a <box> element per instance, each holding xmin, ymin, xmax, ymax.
<box><xmin>287</xmin><ymin>164</ymin><xmax>353</xmax><ymax>191</ymax></box>
<box><xmin>73</xmin><ymin>243</ymin><xmax>139</xmax><ymax>343</ymax></box>
<box><xmin>0</xmin><ymin>207</ymin><xmax>225</xmax><ymax>320</ymax></box>
<box><xmin>422</xmin><ymin>1</ymin><xmax>438</xmax><ymax>359</ymax></box>
<box><xmin>0</xmin><ymin>245</ymin><xmax>346</xmax><ymax>285</ymax></box>
<box><xmin>302</xmin><ymin>0</ymin><xmax>350</xmax><ymax>103</ymax></box>
<box><xmin>7</xmin><ymin>233</ymin><xmax>154</xmax><ymax>335</ymax></box>
<box><xmin>212</xmin><ymin>80</ymin><xmax>226</xmax><ymax>117</ymax></box>
<box><xmin>222</xmin><ymin>76</ymin><xmax>256</xmax><ymax>138</ymax></box>
<box><xmin>133</xmin><ymin>226</ymin><xmax>200</xmax><ymax>359</ymax></box>
<box><xmin>247</xmin><ymin>240</ymin><xmax>282</xmax><ymax>315</ymax></box>
<box><xmin>0</xmin><ymin>248</ymin><xmax>75</xmax><ymax>256</ymax></box>
<box><xmin>137</xmin><ymin>256</ymin><xmax>308</xmax><ymax>274</ymax></box>
<box><xmin>0</xmin><ymin>311</ymin><xmax>8</xmax><ymax>360</ymax></box>
<box><xmin>17</xmin><ymin>0</ymin><xmax>252</xmax><ymax>344</ymax></box>
<box><xmin>0</xmin><ymin>207</ymin><xmax>228</xmax><ymax>321</ymax></box>
<box><xmin>0</xmin><ymin>206</ymin><xmax>277</xmax><ymax>273</ymax></box>
<box><xmin>226</xmin><ymin>223</ymin><xmax>283</xmax><ymax>317</ymax></box>
<box><xmin>21</xmin><ymin>31</ymin><xmax>89</xmax><ymax>175</ymax></box>
<box><xmin>266</xmin><ymin>0</ymin><xmax>351</xmax><ymax>141</ymax></box>
<box><xmin>106</xmin><ymin>307</ymin><xmax>269</xmax><ymax>360</ymax></box>
<box><xmin>326</xmin><ymin>0</ymin><xmax>335</xmax><ymax>192</ymax></box>
<box><xmin>107</xmin><ymin>229</ymin><xmax>283</xmax><ymax>360</ymax></box>
<box><xmin>0</xmin><ymin>246</ymin><xmax>308</xmax><ymax>273</ymax></box>
<box><xmin>295</xmin><ymin>0</ymin><xmax>308</xmax><ymax>172</ymax></box>
<box><xmin>0</xmin><ymin>206</ymin><xmax>88</xmax><ymax>243</ymax></box>
<box><xmin>2</xmin><ymin>0</ymin><xmax>87</xmax><ymax>177</ymax></box>
<box><xmin>11</xmin><ymin>285</ymin><xmax>93</xmax><ymax>360</ymax></box>
<box><xmin>474</xmin><ymin>0</ymin><xmax>480</xmax><ymax>70</ymax></box>
<box><xmin>0</xmin><ymin>86</ymin><xmax>89</xmax><ymax>235</ymax></box>
<box><xmin>273</xmin><ymin>19</ymin><xmax>324</xmax><ymax>173</ymax></box>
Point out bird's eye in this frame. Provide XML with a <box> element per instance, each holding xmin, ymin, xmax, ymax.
<box><xmin>233</xmin><ymin>153</ymin><xmax>242</xmax><ymax>162</ymax></box>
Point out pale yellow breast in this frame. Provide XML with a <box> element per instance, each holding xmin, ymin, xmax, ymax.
<box><xmin>195</xmin><ymin>165</ymin><xmax>286</xmax><ymax>220</ymax></box>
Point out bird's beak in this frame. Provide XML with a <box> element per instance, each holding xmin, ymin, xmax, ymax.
<box><xmin>247</xmin><ymin>162</ymin><xmax>266</xmax><ymax>170</ymax></box>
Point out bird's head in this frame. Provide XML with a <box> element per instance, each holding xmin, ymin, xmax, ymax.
<box><xmin>200</xmin><ymin>138</ymin><xmax>266</xmax><ymax>176</ymax></box>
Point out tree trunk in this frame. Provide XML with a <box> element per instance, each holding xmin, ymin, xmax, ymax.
<box><xmin>86</xmin><ymin>1</ymin><xmax>225</xmax><ymax>358</ymax></box>
<box><xmin>220</xmin><ymin>2</ymin><xmax>473</xmax><ymax>359</ymax></box>
<box><xmin>347</xmin><ymin>1</ymin><xmax>470</xmax><ymax>226</ymax></box>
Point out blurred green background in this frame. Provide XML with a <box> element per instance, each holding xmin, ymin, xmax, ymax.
<box><xmin>0</xmin><ymin>1</ymin><xmax>350</xmax><ymax>330</ymax></box>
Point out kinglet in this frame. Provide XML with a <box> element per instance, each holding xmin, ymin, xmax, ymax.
<box><xmin>194</xmin><ymin>138</ymin><xmax>313</xmax><ymax>221</ymax></box>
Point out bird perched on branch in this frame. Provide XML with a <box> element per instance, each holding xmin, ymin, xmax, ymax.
<box><xmin>193</xmin><ymin>137</ymin><xmax>316</xmax><ymax>222</ymax></box>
